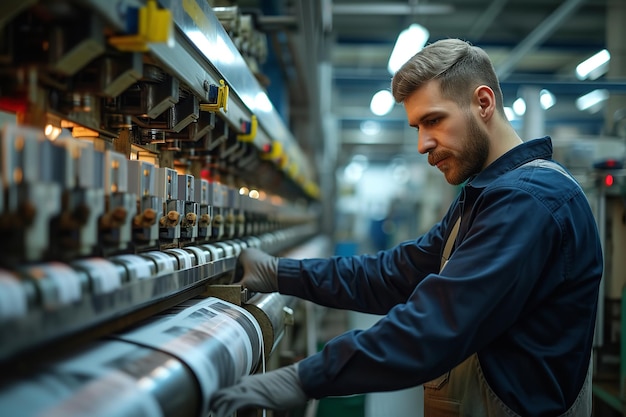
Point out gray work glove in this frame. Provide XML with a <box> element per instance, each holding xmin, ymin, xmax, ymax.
<box><xmin>209</xmin><ymin>363</ymin><xmax>308</xmax><ymax>417</ymax></box>
<box><xmin>232</xmin><ymin>248</ymin><xmax>279</xmax><ymax>293</ymax></box>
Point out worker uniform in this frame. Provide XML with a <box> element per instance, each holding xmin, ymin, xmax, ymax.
<box><xmin>277</xmin><ymin>137</ymin><xmax>602</xmax><ymax>416</ymax></box>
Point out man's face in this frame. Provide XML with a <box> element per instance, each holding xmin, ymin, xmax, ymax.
<box><xmin>403</xmin><ymin>81</ymin><xmax>490</xmax><ymax>185</ymax></box>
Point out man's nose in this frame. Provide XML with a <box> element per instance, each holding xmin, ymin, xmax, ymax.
<box><xmin>417</xmin><ymin>130</ymin><xmax>435</xmax><ymax>154</ymax></box>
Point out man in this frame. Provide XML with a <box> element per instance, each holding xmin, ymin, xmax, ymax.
<box><xmin>210</xmin><ymin>38</ymin><xmax>602</xmax><ymax>417</ymax></box>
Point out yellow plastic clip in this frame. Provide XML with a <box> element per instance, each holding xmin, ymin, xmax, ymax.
<box><xmin>200</xmin><ymin>80</ymin><xmax>229</xmax><ymax>113</ymax></box>
<box><xmin>286</xmin><ymin>161</ymin><xmax>298</xmax><ymax>178</ymax></box>
<box><xmin>237</xmin><ymin>115</ymin><xmax>257</xmax><ymax>142</ymax></box>
<box><xmin>304</xmin><ymin>181</ymin><xmax>321</xmax><ymax>199</ymax></box>
<box><xmin>260</xmin><ymin>141</ymin><xmax>283</xmax><ymax>160</ymax></box>
<box><xmin>109</xmin><ymin>0</ymin><xmax>174</xmax><ymax>52</ymax></box>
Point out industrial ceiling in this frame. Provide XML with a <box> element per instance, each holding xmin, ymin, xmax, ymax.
<box><xmin>237</xmin><ymin>0</ymin><xmax>621</xmax><ymax>167</ymax></box>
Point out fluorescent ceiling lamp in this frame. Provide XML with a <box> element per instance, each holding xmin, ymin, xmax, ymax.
<box><xmin>539</xmin><ymin>89</ymin><xmax>556</xmax><ymax>110</ymax></box>
<box><xmin>576</xmin><ymin>89</ymin><xmax>609</xmax><ymax>113</ymax></box>
<box><xmin>512</xmin><ymin>97</ymin><xmax>526</xmax><ymax>116</ymax></box>
<box><xmin>576</xmin><ymin>49</ymin><xmax>610</xmax><ymax>80</ymax></box>
<box><xmin>504</xmin><ymin>107</ymin><xmax>516</xmax><ymax>121</ymax></box>
<box><xmin>360</xmin><ymin>120</ymin><xmax>381</xmax><ymax>135</ymax></box>
<box><xmin>370</xmin><ymin>90</ymin><xmax>395</xmax><ymax>116</ymax></box>
<box><xmin>344</xmin><ymin>154</ymin><xmax>369</xmax><ymax>182</ymax></box>
<box><xmin>387</xmin><ymin>23</ymin><xmax>429</xmax><ymax>75</ymax></box>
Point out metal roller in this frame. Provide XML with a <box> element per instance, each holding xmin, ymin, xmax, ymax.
<box><xmin>19</xmin><ymin>262</ymin><xmax>88</xmax><ymax>311</ymax></box>
<box><xmin>244</xmin><ymin>292</ymin><xmax>298</xmax><ymax>358</ymax></box>
<box><xmin>240</xmin><ymin>235</ymin><xmax>262</xmax><ymax>249</ymax></box>
<box><xmin>212</xmin><ymin>241</ymin><xmax>235</xmax><ymax>259</ymax></box>
<box><xmin>183</xmin><ymin>245</ymin><xmax>209</xmax><ymax>266</ymax></box>
<box><xmin>200</xmin><ymin>243</ymin><xmax>224</xmax><ymax>262</ymax></box>
<box><xmin>163</xmin><ymin>248</ymin><xmax>195</xmax><ymax>270</ymax></box>
<box><xmin>137</xmin><ymin>250</ymin><xmax>178</xmax><ymax>274</ymax></box>
<box><xmin>109</xmin><ymin>254</ymin><xmax>157</xmax><ymax>281</ymax></box>
<box><xmin>200</xmin><ymin>243</ymin><xmax>232</xmax><ymax>277</ymax></box>
<box><xmin>226</xmin><ymin>240</ymin><xmax>243</xmax><ymax>256</ymax></box>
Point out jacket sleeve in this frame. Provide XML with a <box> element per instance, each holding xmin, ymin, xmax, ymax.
<box><xmin>294</xmin><ymin>186</ymin><xmax>563</xmax><ymax>398</ymax></box>
<box><xmin>277</xmin><ymin>218</ymin><xmax>447</xmax><ymax>315</ymax></box>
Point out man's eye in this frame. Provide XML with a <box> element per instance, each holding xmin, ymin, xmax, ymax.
<box><xmin>428</xmin><ymin>118</ymin><xmax>440</xmax><ymax>126</ymax></box>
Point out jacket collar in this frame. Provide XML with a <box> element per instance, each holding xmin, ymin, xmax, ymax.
<box><xmin>466</xmin><ymin>137</ymin><xmax>553</xmax><ymax>189</ymax></box>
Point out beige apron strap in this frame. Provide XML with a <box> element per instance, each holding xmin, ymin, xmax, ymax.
<box><xmin>440</xmin><ymin>217</ymin><xmax>461</xmax><ymax>271</ymax></box>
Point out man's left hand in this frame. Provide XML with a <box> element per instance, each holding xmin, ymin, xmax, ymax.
<box><xmin>209</xmin><ymin>363</ymin><xmax>308</xmax><ymax>417</ymax></box>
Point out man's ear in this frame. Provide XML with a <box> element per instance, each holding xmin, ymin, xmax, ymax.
<box><xmin>474</xmin><ymin>85</ymin><xmax>496</xmax><ymax>121</ymax></box>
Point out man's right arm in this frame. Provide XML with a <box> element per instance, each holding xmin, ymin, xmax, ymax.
<box><xmin>235</xmin><ymin>215</ymin><xmax>451</xmax><ymax>314</ymax></box>
<box><xmin>276</xmin><ymin>228</ymin><xmax>444</xmax><ymax>314</ymax></box>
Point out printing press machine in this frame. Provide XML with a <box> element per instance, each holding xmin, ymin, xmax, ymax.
<box><xmin>0</xmin><ymin>1</ymin><xmax>322</xmax><ymax>415</ymax></box>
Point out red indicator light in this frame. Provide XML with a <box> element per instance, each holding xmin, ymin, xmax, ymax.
<box><xmin>607</xmin><ymin>159</ymin><xmax>617</xmax><ymax>167</ymax></box>
<box><xmin>605</xmin><ymin>174</ymin><xmax>614</xmax><ymax>187</ymax></box>
<box><xmin>200</xmin><ymin>169</ymin><xmax>211</xmax><ymax>181</ymax></box>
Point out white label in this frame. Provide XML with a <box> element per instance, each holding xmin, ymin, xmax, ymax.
<box><xmin>72</xmin><ymin>258</ymin><xmax>122</xmax><ymax>294</ymax></box>
<box><xmin>0</xmin><ymin>270</ymin><xmax>28</xmax><ymax>320</ymax></box>
<box><xmin>43</xmin><ymin>263</ymin><xmax>82</xmax><ymax>305</ymax></box>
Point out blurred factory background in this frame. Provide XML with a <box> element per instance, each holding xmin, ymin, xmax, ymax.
<box><xmin>0</xmin><ymin>0</ymin><xmax>624</xmax><ymax>416</ymax></box>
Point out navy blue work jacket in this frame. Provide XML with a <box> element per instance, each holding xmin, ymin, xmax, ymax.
<box><xmin>277</xmin><ymin>137</ymin><xmax>603</xmax><ymax>416</ymax></box>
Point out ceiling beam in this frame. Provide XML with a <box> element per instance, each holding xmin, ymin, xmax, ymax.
<box><xmin>467</xmin><ymin>0</ymin><xmax>510</xmax><ymax>41</ymax></box>
<box><xmin>496</xmin><ymin>0</ymin><xmax>588</xmax><ymax>80</ymax></box>
<box><xmin>332</xmin><ymin>3</ymin><xmax>453</xmax><ymax>16</ymax></box>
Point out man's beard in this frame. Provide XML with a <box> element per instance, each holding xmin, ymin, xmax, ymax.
<box><xmin>429</xmin><ymin>113</ymin><xmax>490</xmax><ymax>185</ymax></box>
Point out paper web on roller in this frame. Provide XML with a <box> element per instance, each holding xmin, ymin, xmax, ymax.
<box><xmin>115</xmin><ymin>297</ymin><xmax>264</xmax><ymax>416</ymax></box>
<box><xmin>0</xmin><ymin>340</ymin><xmax>165</xmax><ymax>417</ymax></box>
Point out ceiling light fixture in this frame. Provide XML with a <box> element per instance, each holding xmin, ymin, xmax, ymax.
<box><xmin>504</xmin><ymin>107</ymin><xmax>516</xmax><ymax>121</ymax></box>
<box><xmin>576</xmin><ymin>49</ymin><xmax>611</xmax><ymax>80</ymax></box>
<box><xmin>539</xmin><ymin>89</ymin><xmax>556</xmax><ymax>110</ymax></box>
<box><xmin>387</xmin><ymin>23</ymin><xmax>429</xmax><ymax>75</ymax></box>
<box><xmin>512</xmin><ymin>97</ymin><xmax>526</xmax><ymax>116</ymax></box>
<box><xmin>576</xmin><ymin>89</ymin><xmax>609</xmax><ymax>113</ymax></box>
<box><xmin>370</xmin><ymin>89</ymin><xmax>395</xmax><ymax>116</ymax></box>
<box><xmin>360</xmin><ymin>120</ymin><xmax>381</xmax><ymax>135</ymax></box>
